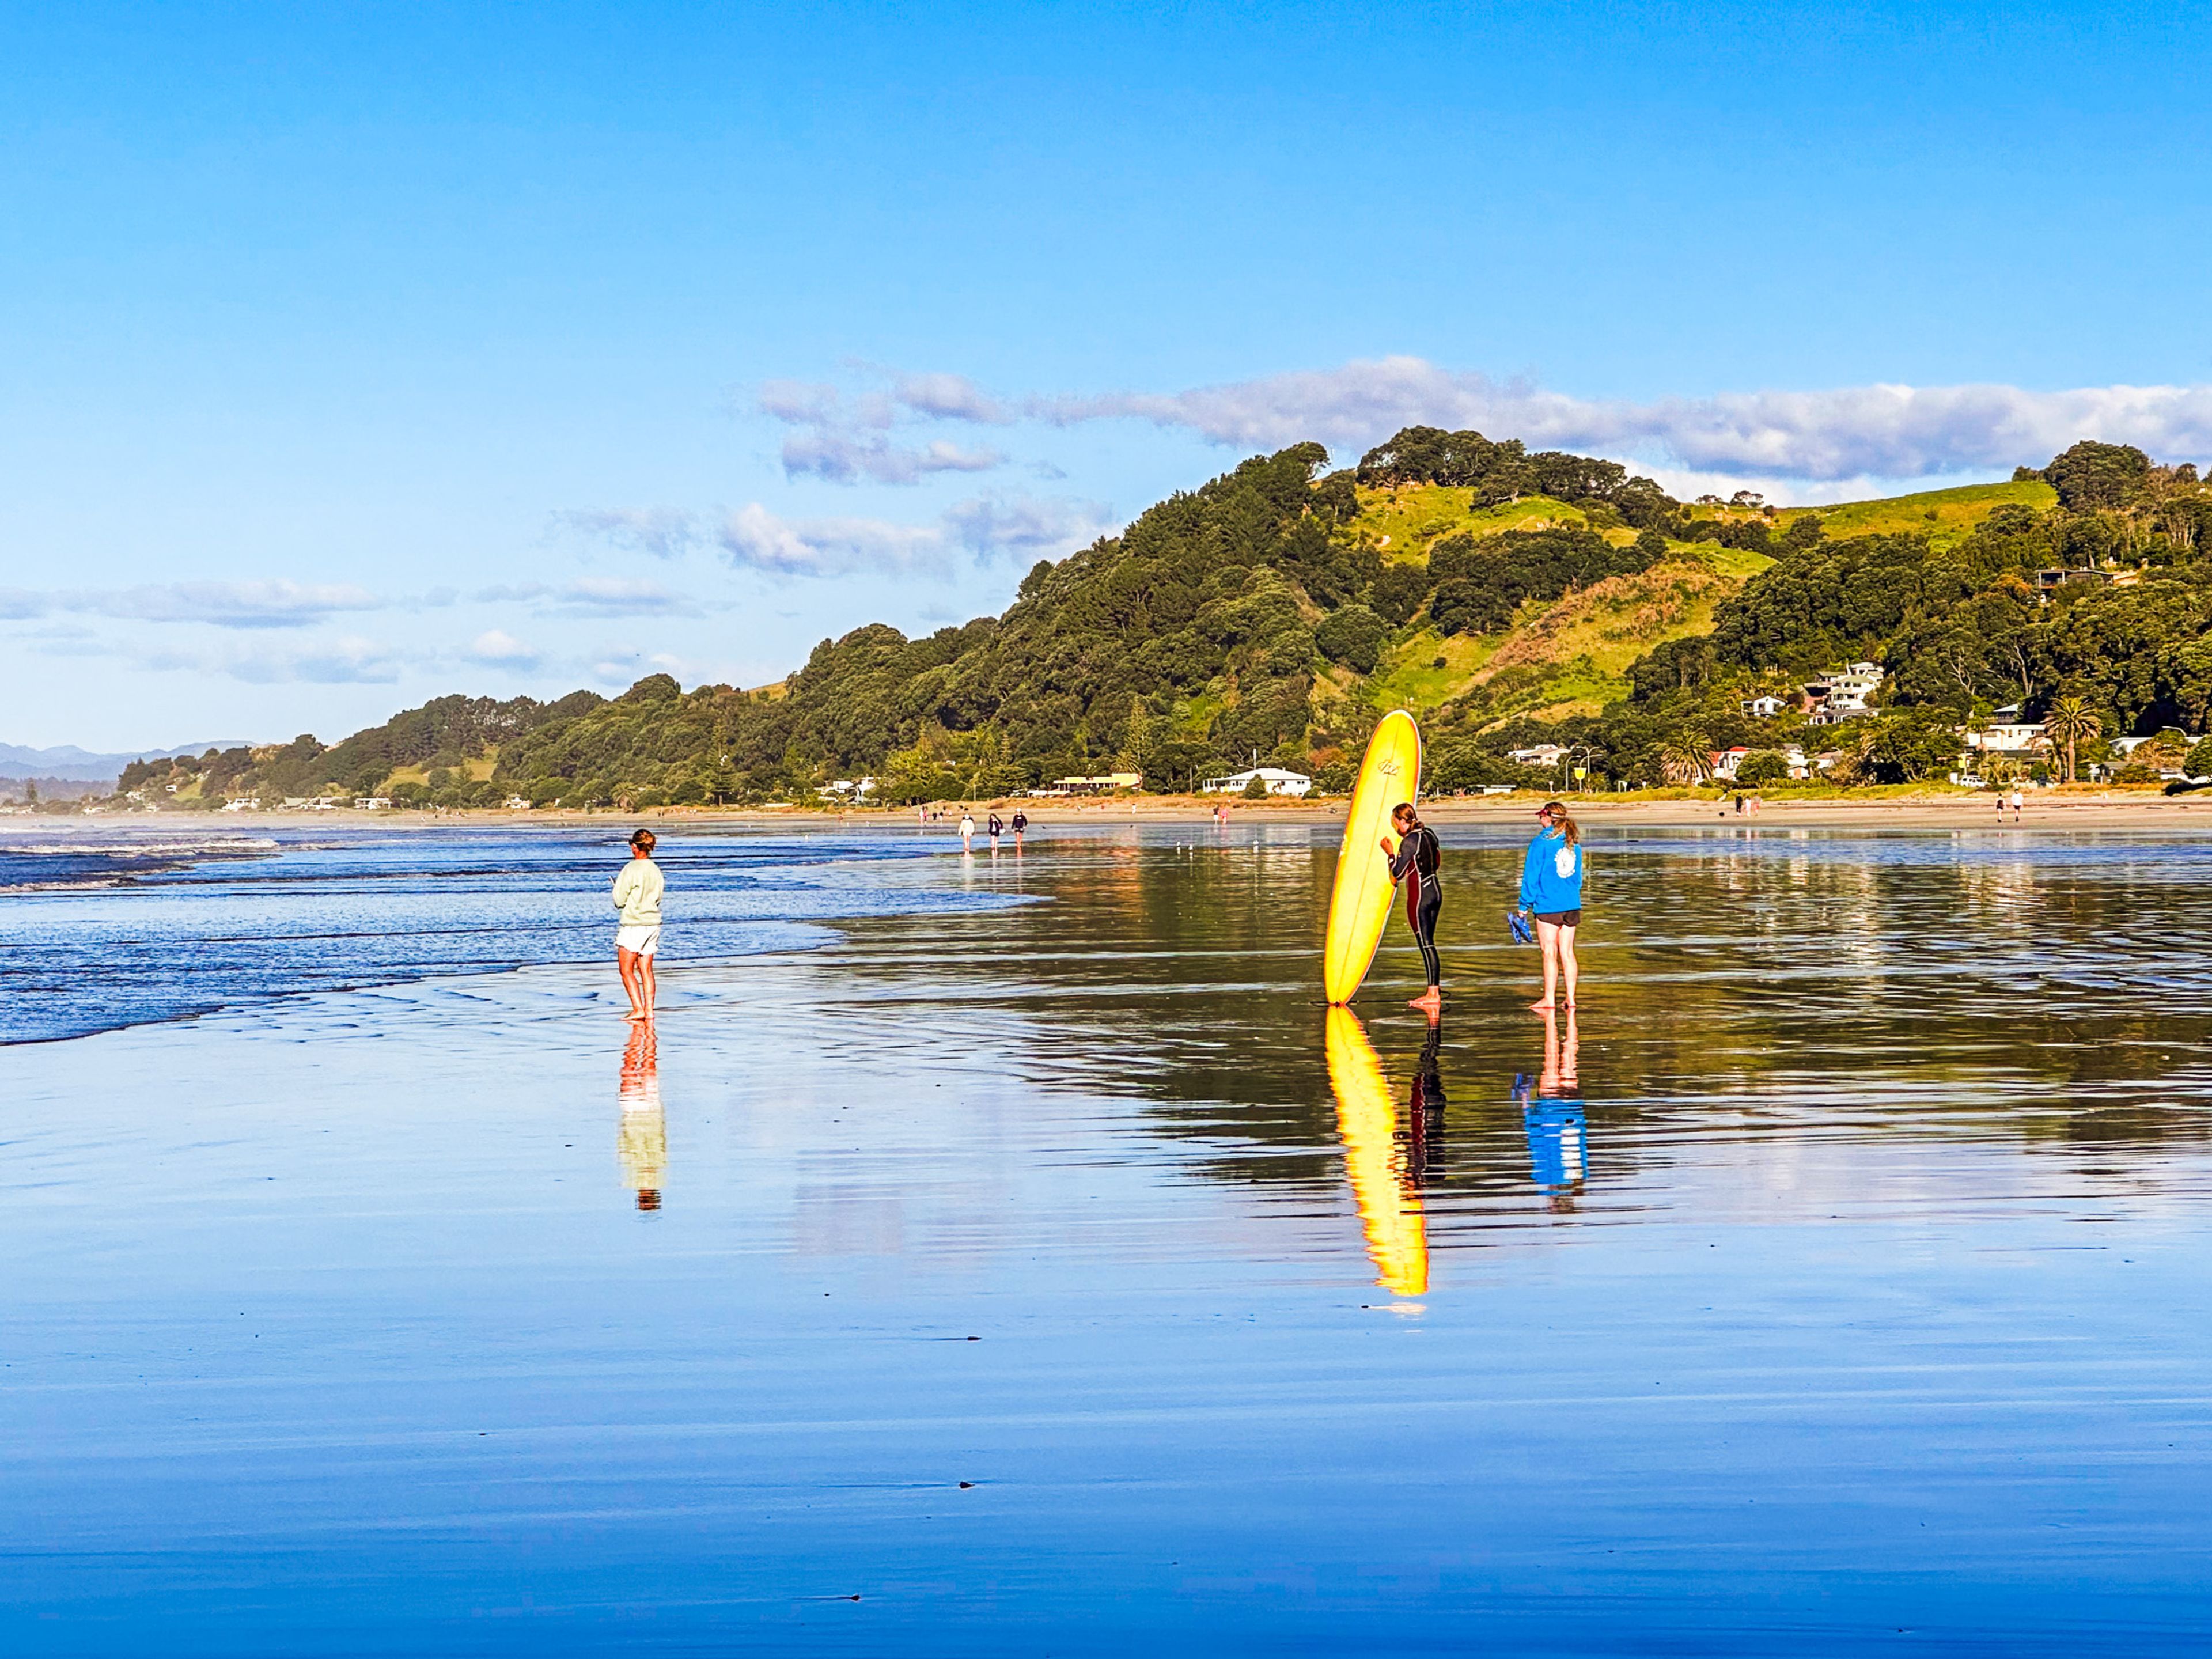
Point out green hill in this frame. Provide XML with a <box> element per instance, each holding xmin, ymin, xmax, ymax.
<box><xmin>115</xmin><ymin>432</ymin><xmax>2212</xmax><ymax>808</ymax></box>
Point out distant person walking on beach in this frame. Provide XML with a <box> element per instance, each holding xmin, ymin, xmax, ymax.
<box><xmin>613</xmin><ymin>828</ymin><xmax>663</xmax><ymax>1022</ymax></box>
<box><xmin>1518</xmin><ymin>801</ymin><xmax>1584</xmax><ymax>1014</ymax></box>
<box><xmin>988</xmin><ymin>811</ymin><xmax>1004</xmax><ymax>849</ymax></box>
<box><xmin>1012</xmin><ymin>809</ymin><xmax>1027</xmax><ymax>847</ymax></box>
<box><xmin>1381</xmin><ymin>802</ymin><xmax>1444</xmax><ymax>1014</ymax></box>
<box><xmin>2010</xmin><ymin>785</ymin><xmax>2025</xmax><ymax>823</ymax></box>
<box><xmin>959</xmin><ymin>811</ymin><xmax>976</xmax><ymax>851</ymax></box>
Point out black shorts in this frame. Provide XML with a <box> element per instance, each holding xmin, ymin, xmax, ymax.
<box><xmin>1534</xmin><ymin>908</ymin><xmax>1582</xmax><ymax>927</ymax></box>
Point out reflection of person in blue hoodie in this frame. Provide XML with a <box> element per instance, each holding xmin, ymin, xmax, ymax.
<box><xmin>1513</xmin><ymin>1005</ymin><xmax>1584</xmax><ymax>1209</ymax></box>
<box><xmin>1517</xmin><ymin>801</ymin><xmax>1584</xmax><ymax>1012</ymax></box>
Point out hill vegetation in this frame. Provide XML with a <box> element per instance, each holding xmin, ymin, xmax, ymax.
<box><xmin>113</xmin><ymin>434</ymin><xmax>2212</xmax><ymax>809</ymax></box>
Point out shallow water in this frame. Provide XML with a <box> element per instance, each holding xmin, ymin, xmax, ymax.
<box><xmin>0</xmin><ymin>825</ymin><xmax>1027</xmax><ymax>1043</ymax></box>
<box><xmin>5</xmin><ymin>821</ymin><xmax>2212</xmax><ymax>1653</ymax></box>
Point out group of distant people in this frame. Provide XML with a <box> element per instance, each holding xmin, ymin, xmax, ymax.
<box><xmin>954</xmin><ymin>809</ymin><xmax>1025</xmax><ymax>851</ymax></box>
<box><xmin>611</xmin><ymin>797</ymin><xmax>1592</xmax><ymax>1023</ymax></box>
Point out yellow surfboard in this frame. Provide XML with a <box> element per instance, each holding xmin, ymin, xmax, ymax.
<box><xmin>1325</xmin><ymin>1006</ymin><xmax>1428</xmax><ymax>1296</ymax></box>
<box><xmin>1323</xmin><ymin>709</ymin><xmax>1422</xmax><ymax>1004</ymax></box>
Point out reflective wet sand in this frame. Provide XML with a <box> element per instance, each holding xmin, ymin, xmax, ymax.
<box><xmin>6</xmin><ymin>823</ymin><xmax>2212</xmax><ymax>1653</ymax></box>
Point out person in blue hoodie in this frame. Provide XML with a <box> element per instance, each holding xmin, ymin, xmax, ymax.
<box><xmin>1517</xmin><ymin>800</ymin><xmax>1584</xmax><ymax>1012</ymax></box>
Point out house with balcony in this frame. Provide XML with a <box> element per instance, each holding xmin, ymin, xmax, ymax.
<box><xmin>1802</xmin><ymin>662</ymin><xmax>1884</xmax><ymax>726</ymax></box>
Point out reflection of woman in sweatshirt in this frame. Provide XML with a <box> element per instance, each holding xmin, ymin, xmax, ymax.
<box><xmin>1518</xmin><ymin>801</ymin><xmax>1584</xmax><ymax>1013</ymax></box>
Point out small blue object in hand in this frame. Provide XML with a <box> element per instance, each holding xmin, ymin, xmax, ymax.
<box><xmin>1508</xmin><ymin>908</ymin><xmax>1536</xmax><ymax>946</ymax></box>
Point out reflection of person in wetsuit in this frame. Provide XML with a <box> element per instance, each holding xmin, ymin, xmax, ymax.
<box><xmin>1406</xmin><ymin>1010</ymin><xmax>1448</xmax><ymax>1180</ymax></box>
<box><xmin>1381</xmin><ymin>803</ymin><xmax>1443</xmax><ymax>1014</ymax></box>
<box><xmin>1513</xmin><ymin>1006</ymin><xmax>1583</xmax><ymax>1211</ymax></box>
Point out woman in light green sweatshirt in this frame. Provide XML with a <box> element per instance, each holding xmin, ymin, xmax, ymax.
<box><xmin>612</xmin><ymin>828</ymin><xmax>664</xmax><ymax>1021</ymax></box>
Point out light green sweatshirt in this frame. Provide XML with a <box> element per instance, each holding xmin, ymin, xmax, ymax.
<box><xmin>612</xmin><ymin>857</ymin><xmax>664</xmax><ymax>926</ymax></box>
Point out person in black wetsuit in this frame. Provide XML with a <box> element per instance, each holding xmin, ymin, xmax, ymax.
<box><xmin>1381</xmin><ymin>801</ymin><xmax>1443</xmax><ymax>1013</ymax></box>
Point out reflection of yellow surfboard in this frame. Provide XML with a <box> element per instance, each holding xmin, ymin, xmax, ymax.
<box><xmin>1323</xmin><ymin>710</ymin><xmax>1422</xmax><ymax>1004</ymax></box>
<box><xmin>1325</xmin><ymin>1006</ymin><xmax>1427</xmax><ymax>1296</ymax></box>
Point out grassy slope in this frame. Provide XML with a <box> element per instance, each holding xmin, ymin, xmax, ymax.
<box><xmin>1336</xmin><ymin>477</ymin><xmax>2047</xmax><ymax>731</ymax></box>
<box><xmin>1348</xmin><ymin>482</ymin><xmax>1771</xmax><ymax>726</ymax></box>
<box><xmin>1354</xmin><ymin>488</ymin><xmax>1632</xmax><ymax>559</ymax></box>
<box><xmin>1772</xmin><ymin>478</ymin><xmax>2055</xmax><ymax>548</ymax></box>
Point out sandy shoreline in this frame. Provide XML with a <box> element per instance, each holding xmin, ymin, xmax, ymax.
<box><xmin>36</xmin><ymin>787</ymin><xmax>2212</xmax><ymax>835</ymax></box>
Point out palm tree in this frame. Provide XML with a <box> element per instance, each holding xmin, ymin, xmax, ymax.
<box><xmin>1658</xmin><ymin>738</ymin><xmax>1712</xmax><ymax>788</ymax></box>
<box><xmin>2044</xmin><ymin>696</ymin><xmax>2102</xmax><ymax>784</ymax></box>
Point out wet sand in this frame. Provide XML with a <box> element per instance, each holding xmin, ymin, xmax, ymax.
<box><xmin>7</xmin><ymin>824</ymin><xmax>2212</xmax><ymax>1652</ymax></box>
<box><xmin>76</xmin><ymin>786</ymin><xmax>2212</xmax><ymax>838</ymax></box>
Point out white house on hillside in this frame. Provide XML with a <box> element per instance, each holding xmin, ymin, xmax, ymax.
<box><xmin>1202</xmin><ymin>767</ymin><xmax>1312</xmax><ymax>797</ymax></box>
<box><xmin>1804</xmin><ymin>662</ymin><xmax>1883</xmax><ymax>725</ymax></box>
<box><xmin>1508</xmin><ymin>744</ymin><xmax>1568</xmax><ymax>769</ymax></box>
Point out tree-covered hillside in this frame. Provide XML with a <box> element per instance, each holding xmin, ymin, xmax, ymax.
<box><xmin>113</xmin><ymin>434</ymin><xmax>2212</xmax><ymax>808</ymax></box>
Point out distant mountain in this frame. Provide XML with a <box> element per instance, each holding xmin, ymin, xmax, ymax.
<box><xmin>0</xmin><ymin>740</ymin><xmax>257</xmax><ymax>784</ymax></box>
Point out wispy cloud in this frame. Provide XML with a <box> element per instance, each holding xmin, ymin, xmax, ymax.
<box><xmin>472</xmin><ymin>578</ymin><xmax>700</xmax><ymax>618</ymax></box>
<box><xmin>1025</xmin><ymin>357</ymin><xmax>2212</xmax><ymax>483</ymax></box>
<box><xmin>0</xmin><ymin>580</ymin><xmax>388</xmax><ymax>630</ymax></box>
<box><xmin>778</xmin><ymin>429</ymin><xmax>1005</xmax><ymax>486</ymax></box>
<box><xmin>213</xmin><ymin>635</ymin><xmax>406</xmax><ymax>685</ymax></box>
<box><xmin>756</xmin><ymin>375</ymin><xmax>1009</xmax><ymax>485</ymax></box>
<box><xmin>551</xmin><ymin>507</ymin><xmax>702</xmax><ymax>559</ymax></box>
<box><xmin>719</xmin><ymin>494</ymin><xmax>1114</xmax><ymax>578</ymax></box>
<box><xmin>547</xmin><ymin>577</ymin><xmax>698</xmax><ymax>618</ymax></box>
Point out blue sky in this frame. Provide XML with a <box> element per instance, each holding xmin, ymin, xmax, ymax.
<box><xmin>4</xmin><ymin>1</ymin><xmax>2209</xmax><ymax>749</ymax></box>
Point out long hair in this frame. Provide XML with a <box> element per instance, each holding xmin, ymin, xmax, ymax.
<box><xmin>1540</xmin><ymin>801</ymin><xmax>1580</xmax><ymax>847</ymax></box>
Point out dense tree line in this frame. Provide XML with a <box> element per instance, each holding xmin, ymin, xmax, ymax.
<box><xmin>1354</xmin><ymin>426</ymin><xmax>1676</xmax><ymax>528</ymax></box>
<box><xmin>109</xmin><ymin>434</ymin><xmax>2212</xmax><ymax>810</ymax></box>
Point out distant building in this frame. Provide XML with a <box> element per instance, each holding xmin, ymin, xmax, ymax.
<box><xmin>1056</xmin><ymin>772</ymin><xmax>1144</xmax><ymax>794</ymax></box>
<box><xmin>2035</xmin><ymin>568</ymin><xmax>2112</xmax><ymax>604</ymax></box>
<box><xmin>355</xmin><ymin>796</ymin><xmax>393</xmax><ymax>810</ymax></box>
<box><xmin>1741</xmin><ymin>694</ymin><xmax>1785</xmax><ymax>718</ymax></box>
<box><xmin>1508</xmin><ymin>743</ymin><xmax>1568</xmax><ymax>770</ymax></box>
<box><xmin>1802</xmin><ymin>661</ymin><xmax>1883</xmax><ymax>725</ymax></box>
<box><xmin>1709</xmin><ymin>745</ymin><xmax>1753</xmax><ymax>780</ymax></box>
<box><xmin>1201</xmin><ymin>767</ymin><xmax>1310</xmax><ymax>797</ymax></box>
<box><xmin>1965</xmin><ymin>706</ymin><xmax>2048</xmax><ymax>757</ymax></box>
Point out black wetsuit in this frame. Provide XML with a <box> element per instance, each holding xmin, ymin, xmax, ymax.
<box><xmin>1388</xmin><ymin>824</ymin><xmax>1443</xmax><ymax>987</ymax></box>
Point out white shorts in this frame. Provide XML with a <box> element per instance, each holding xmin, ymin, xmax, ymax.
<box><xmin>615</xmin><ymin>925</ymin><xmax>661</xmax><ymax>957</ymax></box>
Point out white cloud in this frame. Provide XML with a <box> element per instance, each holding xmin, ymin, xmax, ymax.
<box><xmin>718</xmin><ymin>502</ymin><xmax>946</xmax><ymax>577</ymax></box>
<box><xmin>552</xmin><ymin>507</ymin><xmax>700</xmax><ymax>559</ymax></box>
<box><xmin>467</xmin><ymin>628</ymin><xmax>540</xmax><ymax>667</ymax></box>
<box><xmin>718</xmin><ymin>494</ymin><xmax>1115</xmax><ymax>578</ymax></box>
<box><xmin>1028</xmin><ymin>356</ymin><xmax>2212</xmax><ymax>484</ymax></box>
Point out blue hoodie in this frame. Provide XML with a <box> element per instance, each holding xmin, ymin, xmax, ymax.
<box><xmin>1518</xmin><ymin>827</ymin><xmax>1584</xmax><ymax>914</ymax></box>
